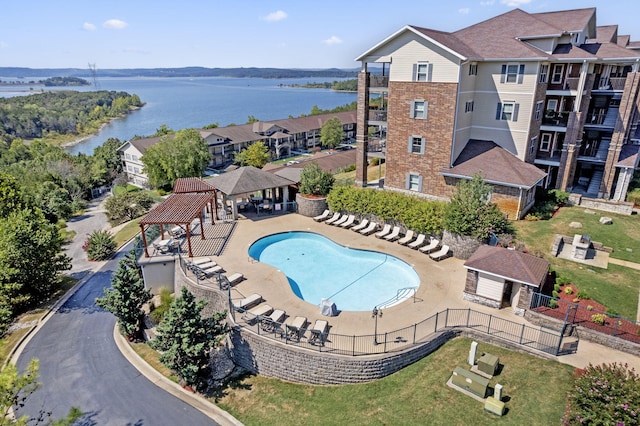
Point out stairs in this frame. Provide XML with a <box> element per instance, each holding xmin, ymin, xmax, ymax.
<box><xmin>586</xmin><ymin>170</ymin><xmax>604</xmax><ymax>196</ymax></box>
<box><xmin>602</xmin><ymin>107</ymin><xmax>618</xmax><ymax>127</ymax></box>
<box><xmin>595</xmin><ymin>138</ymin><xmax>610</xmax><ymax>161</ymax></box>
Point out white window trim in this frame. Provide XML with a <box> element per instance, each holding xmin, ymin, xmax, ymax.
<box><xmin>501</xmin><ymin>63</ymin><xmax>525</xmax><ymax>84</ymax></box>
<box><xmin>546</xmin><ymin>99</ymin><xmax>558</xmax><ymax>112</ymax></box>
<box><xmin>551</xmin><ymin>64</ymin><xmax>564</xmax><ymax>84</ymax></box>
<box><xmin>408</xmin><ymin>136</ymin><xmax>426</xmax><ymax>154</ymax></box>
<box><xmin>496</xmin><ymin>101</ymin><xmax>519</xmax><ymax>121</ymax></box>
<box><xmin>406</xmin><ymin>173</ymin><xmax>423</xmax><ymax>192</ymax></box>
<box><xmin>411</xmin><ymin>100</ymin><xmax>427</xmax><ymax>119</ymax></box>
<box><xmin>534</xmin><ymin>101</ymin><xmax>544</xmax><ymax>121</ymax></box>
<box><xmin>529</xmin><ymin>136</ymin><xmax>538</xmax><ymax>156</ymax></box>
<box><xmin>539</xmin><ymin>64</ymin><xmax>549</xmax><ymax>83</ymax></box>
<box><xmin>540</xmin><ymin>133</ymin><xmax>552</xmax><ymax>152</ymax></box>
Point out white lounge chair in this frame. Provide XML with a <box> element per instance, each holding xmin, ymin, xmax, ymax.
<box><xmin>429</xmin><ymin>244</ymin><xmax>451</xmax><ymax>261</ymax></box>
<box><xmin>224</xmin><ymin>272</ymin><xmax>244</xmax><ymax>286</ymax></box>
<box><xmin>331</xmin><ymin>214</ymin><xmax>349</xmax><ymax>226</ymax></box>
<box><xmin>419</xmin><ymin>238</ymin><xmax>440</xmax><ymax>254</ymax></box>
<box><xmin>313</xmin><ymin>209</ymin><xmax>331</xmax><ymax>222</ymax></box>
<box><xmin>285</xmin><ymin>316</ymin><xmax>307</xmax><ymax>341</ymax></box>
<box><xmin>384</xmin><ymin>226</ymin><xmax>401</xmax><ymax>241</ymax></box>
<box><xmin>242</xmin><ymin>304</ymin><xmax>273</xmax><ymax>322</ymax></box>
<box><xmin>260</xmin><ymin>309</ymin><xmax>286</xmax><ymax>332</ymax></box>
<box><xmin>196</xmin><ymin>265</ymin><xmax>223</xmax><ymax>279</ymax></box>
<box><xmin>397</xmin><ymin>230</ymin><xmax>415</xmax><ymax>246</ymax></box>
<box><xmin>360</xmin><ymin>222</ymin><xmax>378</xmax><ymax>236</ymax></box>
<box><xmin>375</xmin><ymin>224</ymin><xmax>392</xmax><ymax>239</ymax></box>
<box><xmin>233</xmin><ymin>293</ymin><xmax>263</xmax><ymax>311</ymax></box>
<box><xmin>309</xmin><ymin>319</ymin><xmax>329</xmax><ymax>346</ymax></box>
<box><xmin>339</xmin><ymin>215</ymin><xmax>356</xmax><ymax>228</ymax></box>
<box><xmin>324</xmin><ymin>212</ymin><xmax>341</xmax><ymax>225</ymax></box>
<box><xmin>351</xmin><ymin>218</ymin><xmax>369</xmax><ymax>232</ymax></box>
<box><xmin>408</xmin><ymin>234</ymin><xmax>427</xmax><ymax>249</ymax></box>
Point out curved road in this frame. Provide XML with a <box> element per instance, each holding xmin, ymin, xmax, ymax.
<box><xmin>14</xmin><ymin>198</ymin><xmax>218</xmax><ymax>425</ymax></box>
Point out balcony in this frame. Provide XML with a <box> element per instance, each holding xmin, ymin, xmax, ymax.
<box><xmin>367</xmin><ymin>109</ymin><xmax>387</xmax><ymax>123</ymax></box>
<box><xmin>542</xmin><ymin>112</ymin><xmax>569</xmax><ymax>127</ymax></box>
<box><xmin>593</xmin><ymin>77</ymin><xmax>627</xmax><ymax>91</ymax></box>
<box><xmin>368</xmin><ymin>75</ymin><xmax>389</xmax><ymax>88</ymax></box>
<box><xmin>367</xmin><ymin>138</ymin><xmax>386</xmax><ymax>153</ymax></box>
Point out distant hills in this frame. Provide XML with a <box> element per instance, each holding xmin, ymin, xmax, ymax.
<box><xmin>0</xmin><ymin>67</ymin><xmax>359</xmax><ymax>79</ymax></box>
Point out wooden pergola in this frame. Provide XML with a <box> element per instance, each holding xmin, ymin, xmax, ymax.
<box><xmin>139</xmin><ymin>178</ymin><xmax>218</xmax><ymax>258</ymax></box>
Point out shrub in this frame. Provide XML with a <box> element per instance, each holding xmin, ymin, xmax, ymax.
<box><xmin>556</xmin><ymin>276</ymin><xmax>571</xmax><ymax>286</ymax></box>
<box><xmin>564</xmin><ymin>286</ymin><xmax>574</xmax><ymax>295</ymax></box>
<box><xmin>591</xmin><ymin>314</ymin><xmax>606</xmax><ymax>325</ymax></box>
<box><xmin>149</xmin><ymin>288</ymin><xmax>173</xmax><ymax>324</ymax></box>
<box><xmin>299</xmin><ymin>162</ymin><xmax>335</xmax><ymax>196</ymax></box>
<box><xmin>552</xmin><ymin>290</ymin><xmax>559</xmax><ymax>298</ymax></box>
<box><xmin>554</xmin><ymin>283</ymin><xmax>561</xmax><ymax>292</ymax></box>
<box><xmin>576</xmin><ymin>290</ymin><xmax>589</xmax><ymax>300</ymax></box>
<box><xmin>563</xmin><ymin>362</ymin><xmax>640</xmax><ymax>425</ymax></box>
<box><xmin>83</xmin><ymin>229</ymin><xmax>116</xmax><ymax>261</ymax></box>
<box><xmin>549</xmin><ymin>299</ymin><xmax>559</xmax><ymax>309</ymax></box>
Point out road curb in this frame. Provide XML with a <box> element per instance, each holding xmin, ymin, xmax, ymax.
<box><xmin>112</xmin><ymin>325</ymin><xmax>243</xmax><ymax>426</ymax></box>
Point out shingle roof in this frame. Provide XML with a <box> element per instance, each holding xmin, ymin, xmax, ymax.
<box><xmin>617</xmin><ymin>145</ymin><xmax>640</xmax><ymax>168</ymax></box>
<box><xmin>464</xmin><ymin>245</ymin><xmax>549</xmax><ymax>287</ymax></box>
<box><xmin>129</xmin><ymin>136</ymin><xmax>163</xmax><ymax>154</ymax></box>
<box><xmin>205</xmin><ymin>166</ymin><xmax>295</xmax><ymax>196</ymax></box>
<box><xmin>442</xmin><ymin>140</ymin><xmax>546</xmax><ymax>188</ymax></box>
<box><xmin>173</xmin><ymin>177</ymin><xmax>216</xmax><ymax>193</ymax></box>
<box><xmin>592</xmin><ymin>25</ymin><xmax>618</xmax><ymax>43</ymax></box>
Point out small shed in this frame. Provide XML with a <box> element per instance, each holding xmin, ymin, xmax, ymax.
<box><xmin>463</xmin><ymin>245</ymin><xmax>549</xmax><ymax>315</ymax></box>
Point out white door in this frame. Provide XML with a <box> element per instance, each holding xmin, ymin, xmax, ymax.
<box><xmin>510</xmin><ymin>282</ymin><xmax>522</xmax><ymax>309</ymax></box>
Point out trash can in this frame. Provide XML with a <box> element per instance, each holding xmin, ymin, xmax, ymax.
<box><xmin>378</xmin><ymin>178</ymin><xmax>385</xmax><ymax>188</ymax></box>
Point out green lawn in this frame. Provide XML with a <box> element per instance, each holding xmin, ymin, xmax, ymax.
<box><xmin>513</xmin><ymin>206</ymin><xmax>640</xmax><ymax>318</ymax></box>
<box><xmin>216</xmin><ymin>337</ymin><xmax>573</xmax><ymax>426</ymax></box>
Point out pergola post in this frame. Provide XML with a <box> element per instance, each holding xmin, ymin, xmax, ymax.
<box><xmin>186</xmin><ymin>223</ymin><xmax>193</xmax><ymax>257</ymax></box>
<box><xmin>140</xmin><ymin>224</ymin><xmax>150</xmax><ymax>258</ymax></box>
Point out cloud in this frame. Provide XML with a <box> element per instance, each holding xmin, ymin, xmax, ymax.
<box><xmin>480</xmin><ymin>0</ymin><xmax>495</xmax><ymax>5</ymax></box>
<box><xmin>262</xmin><ymin>10</ymin><xmax>287</xmax><ymax>22</ymax></box>
<box><xmin>458</xmin><ymin>8</ymin><xmax>470</xmax><ymax>14</ymax></box>
<box><xmin>500</xmin><ymin>0</ymin><xmax>531</xmax><ymax>6</ymax></box>
<box><xmin>323</xmin><ymin>36</ymin><xmax>342</xmax><ymax>45</ymax></box>
<box><xmin>103</xmin><ymin>19</ymin><xmax>128</xmax><ymax>29</ymax></box>
<box><xmin>83</xmin><ymin>22</ymin><xmax>96</xmax><ymax>31</ymax></box>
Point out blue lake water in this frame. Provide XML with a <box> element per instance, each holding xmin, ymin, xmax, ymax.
<box><xmin>248</xmin><ymin>232</ymin><xmax>421</xmax><ymax>312</ymax></box>
<box><xmin>0</xmin><ymin>77</ymin><xmax>357</xmax><ymax>155</ymax></box>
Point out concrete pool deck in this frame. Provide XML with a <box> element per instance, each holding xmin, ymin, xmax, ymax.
<box><xmin>198</xmin><ymin>213</ymin><xmax>640</xmax><ymax>371</ymax></box>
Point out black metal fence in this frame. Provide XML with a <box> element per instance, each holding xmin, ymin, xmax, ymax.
<box><xmin>234</xmin><ymin>306</ymin><xmax>565</xmax><ymax>357</ymax></box>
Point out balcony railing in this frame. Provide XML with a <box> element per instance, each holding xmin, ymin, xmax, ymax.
<box><xmin>563</xmin><ymin>77</ymin><xmax>580</xmax><ymax>91</ymax></box>
<box><xmin>594</xmin><ymin>76</ymin><xmax>627</xmax><ymax>91</ymax></box>
<box><xmin>367</xmin><ymin>110</ymin><xmax>387</xmax><ymax>122</ymax></box>
<box><xmin>542</xmin><ymin>112</ymin><xmax>569</xmax><ymax>127</ymax></box>
<box><xmin>368</xmin><ymin>75</ymin><xmax>389</xmax><ymax>88</ymax></box>
<box><xmin>367</xmin><ymin>139</ymin><xmax>386</xmax><ymax>152</ymax></box>
<box><xmin>585</xmin><ymin>111</ymin><xmax>607</xmax><ymax>125</ymax></box>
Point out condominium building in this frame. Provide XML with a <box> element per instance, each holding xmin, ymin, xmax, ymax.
<box><xmin>354</xmin><ymin>7</ymin><xmax>640</xmax><ymax>218</ymax></box>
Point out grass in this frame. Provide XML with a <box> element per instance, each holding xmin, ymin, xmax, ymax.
<box><xmin>334</xmin><ymin>162</ymin><xmax>385</xmax><ymax>185</ymax></box>
<box><xmin>113</xmin><ymin>217</ymin><xmax>143</xmax><ymax>248</ymax></box>
<box><xmin>130</xmin><ymin>342</ymin><xmax>178</xmax><ymax>383</ymax></box>
<box><xmin>215</xmin><ymin>337</ymin><xmax>574</xmax><ymax>426</ymax></box>
<box><xmin>112</xmin><ymin>184</ymin><xmax>142</xmax><ymax>195</ymax></box>
<box><xmin>513</xmin><ymin>206</ymin><xmax>640</xmax><ymax>318</ymax></box>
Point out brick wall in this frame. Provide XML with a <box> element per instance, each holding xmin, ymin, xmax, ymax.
<box><xmin>385</xmin><ymin>82</ymin><xmax>458</xmax><ymax>199</ymax></box>
<box><xmin>356</xmin><ymin>71</ymin><xmax>370</xmax><ymax>187</ymax></box>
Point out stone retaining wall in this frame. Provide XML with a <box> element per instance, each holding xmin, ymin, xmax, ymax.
<box><xmin>174</xmin><ymin>262</ymin><xmax>229</xmax><ymax>317</ymax></box>
<box><xmin>295</xmin><ymin>194</ymin><xmax>328</xmax><ymax>218</ymax></box>
<box><xmin>567</xmin><ymin>194</ymin><xmax>634</xmax><ymax>215</ymax></box>
<box><xmin>442</xmin><ymin>230</ymin><xmax>482</xmax><ymax>260</ymax></box>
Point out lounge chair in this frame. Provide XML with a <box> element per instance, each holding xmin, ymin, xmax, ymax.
<box><xmin>309</xmin><ymin>319</ymin><xmax>329</xmax><ymax>346</ymax></box>
<box><xmin>313</xmin><ymin>209</ymin><xmax>331</xmax><ymax>222</ymax></box>
<box><xmin>360</xmin><ymin>221</ymin><xmax>378</xmax><ymax>236</ymax></box>
<box><xmin>408</xmin><ymin>234</ymin><xmax>427</xmax><ymax>249</ymax></box>
<box><xmin>324</xmin><ymin>212</ymin><xmax>341</xmax><ymax>225</ymax></box>
<box><xmin>375</xmin><ymin>224</ymin><xmax>392</xmax><ymax>239</ymax></box>
<box><xmin>233</xmin><ymin>293</ymin><xmax>263</xmax><ymax>311</ymax></box>
<box><xmin>196</xmin><ymin>265</ymin><xmax>223</xmax><ymax>279</ymax></box>
<box><xmin>194</xmin><ymin>261</ymin><xmax>217</xmax><ymax>270</ymax></box>
<box><xmin>418</xmin><ymin>238</ymin><xmax>440</xmax><ymax>254</ymax></box>
<box><xmin>331</xmin><ymin>214</ymin><xmax>349</xmax><ymax>226</ymax></box>
<box><xmin>429</xmin><ymin>244</ymin><xmax>451</xmax><ymax>261</ymax></box>
<box><xmin>384</xmin><ymin>226</ymin><xmax>401</xmax><ymax>242</ymax></box>
<box><xmin>225</xmin><ymin>272</ymin><xmax>244</xmax><ymax>286</ymax></box>
<box><xmin>351</xmin><ymin>218</ymin><xmax>369</xmax><ymax>232</ymax></box>
<box><xmin>285</xmin><ymin>316</ymin><xmax>307</xmax><ymax>341</ymax></box>
<box><xmin>260</xmin><ymin>309</ymin><xmax>286</xmax><ymax>332</ymax></box>
<box><xmin>397</xmin><ymin>230</ymin><xmax>415</xmax><ymax>245</ymax></box>
<box><xmin>242</xmin><ymin>304</ymin><xmax>273</xmax><ymax>322</ymax></box>
<box><xmin>339</xmin><ymin>215</ymin><xmax>356</xmax><ymax>228</ymax></box>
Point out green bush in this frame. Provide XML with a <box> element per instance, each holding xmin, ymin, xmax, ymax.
<box><xmin>299</xmin><ymin>163</ymin><xmax>335</xmax><ymax>196</ymax></box>
<box><xmin>83</xmin><ymin>229</ymin><xmax>116</xmax><ymax>261</ymax></box>
<box><xmin>556</xmin><ymin>276</ymin><xmax>571</xmax><ymax>286</ymax></box>
<box><xmin>149</xmin><ymin>288</ymin><xmax>173</xmax><ymax>324</ymax></box>
<box><xmin>549</xmin><ymin>299</ymin><xmax>559</xmax><ymax>309</ymax></box>
<box><xmin>591</xmin><ymin>314</ymin><xmax>606</xmax><ymax>325</ymax></box>
<box><xmin>576</xmin><ymin>290</ymin><xmax>589</xmax><ymax>300</ymax></box>
<box><xmin>564</xmin><ymin>286</ymin><xmax>574</xmax><ymax>295</ymax></box>
<box><xmin>626</xmin><ymin>188</ymin><xmax>640</xmax><ymax>206</ymax></box>
<box><xmin>552</xmin><ymin>290</ymin><xmax>559</xmax><ymax>298</ymax></box>
<box><xmin>554</xmin><ymin>283</ymin><xmax>561</xmax><ymax>292</ymax></box>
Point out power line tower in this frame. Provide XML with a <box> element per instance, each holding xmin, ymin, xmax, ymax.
<box><xmin>88</xmin><ymin>63</ymin><xmax>99</xmax><ymax>89</ymax></box>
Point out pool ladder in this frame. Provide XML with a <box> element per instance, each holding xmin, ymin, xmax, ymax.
<box><xmin>375</xmin><ymin>287</ymin><xmax>419</xmax><ymax>310</ymax></box>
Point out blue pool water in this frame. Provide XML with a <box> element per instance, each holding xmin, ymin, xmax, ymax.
<box><xmin>248</xmin><ymin>232</ymin><xmax>420</xmax><ymax>311</ymax></box>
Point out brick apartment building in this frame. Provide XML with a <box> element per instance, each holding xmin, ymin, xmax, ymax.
<box><xmin>354</xmin><ymin>7</ymin><xmax>640</xmax><ymax>218</ymax></box>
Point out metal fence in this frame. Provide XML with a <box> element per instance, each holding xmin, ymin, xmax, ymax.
<box><xmin>531</xmin><ymin>293</ymin><xmax>640</xmax><ymax>345</ymax></box>
<box><xmin>234</xmin><ymin>306</ymin><xmax>565</xmax><ymax>357</ymax></box>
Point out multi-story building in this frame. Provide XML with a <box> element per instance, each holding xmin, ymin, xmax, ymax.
<box><xmin>119</xmin><ymin>111</ymin><xmax>356</xmax><ymax>187</ymax></box>
<box><xmin>355</xmin><ymin>7</ymin><xmax>640</xmax><ymax>218</ymax></box>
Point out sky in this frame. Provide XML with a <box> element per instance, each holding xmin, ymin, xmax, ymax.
<box><xmin>2</xmin><ymin>0</ymin><xmax>640</xmax><ymax>70</ymax></box>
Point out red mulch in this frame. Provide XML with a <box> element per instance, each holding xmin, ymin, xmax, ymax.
<box><xmin>533</xmin><ymin>283</ymin><xmax>640</xmax><ymax>344</ymax></box>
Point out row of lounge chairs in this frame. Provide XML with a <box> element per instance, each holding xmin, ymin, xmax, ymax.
<box><xmin>185</xmin><ymin>257</ymin><xmax>244</xmax><ymax>286</ymax></box>
<box><xmin>233</xmin><ymin>293</ymin><xmax>330</xmax><ymax>345</ymax></box>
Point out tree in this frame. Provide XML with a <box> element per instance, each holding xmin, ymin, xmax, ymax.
<box><xmin>150</xmin><ymin>287</ymin><xmax>228</xmax><ymax>391</ymax></box>
<box><xmin>82</xmin><ymin>229</ymin><xmax>116</xmax><ymax>261</ymax></box>
<box><xmin>104</xmin><ymin>190</ymin><xmax>155</xmax><ymax>225</ymax></box>
<box><xmin>96</xmin><ymin>250</ymin><xmax>152</xmax><ymax>340</ymax></box>
<box><xmin>90</xmin><ymin>137</ymin><xmax>123</xmax><ymax>186</ymax></box>
<box><xmin>234</xmin><ymin>141</ymin><xmax>270</xmax><ymax>168</ymax></box>
<box><xmin>153</xmin><ymin>124</ymin><xmax>174</xmax><ymax>136</ymax></box>
<box><xmin>141</xmin><ymin>128</ymin><xmax>211</xmax><ymax>189</ymax></box>
<box><xmin>299</xmin><ymin>162</ymin><xmax>334</xmax><ymax>196</ymax></box>
<box><xmin>245</xmin><ymin>115</ymin><xmax>259</xmax><ymax>124</ymax></box>
<box><xmin>320</xmin><ymin>117</ymin><xmax>345</xmax><ymax>149</ymax></box>
<box><xmin>443</xmin><ymin>174</ymin><xmax>510</xmax><ymax>240</ymax></box>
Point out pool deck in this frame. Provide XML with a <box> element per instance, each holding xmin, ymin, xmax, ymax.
<box><xmin>187</xmin><ymin>213</ymin><xmax>640</xmax><ymax>371</ymax></box>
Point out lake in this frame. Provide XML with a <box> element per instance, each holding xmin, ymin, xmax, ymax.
<box><xmin>0</xmin><ymin>77</ymin><xmax>357</xmax><ymax>155</ymax></box>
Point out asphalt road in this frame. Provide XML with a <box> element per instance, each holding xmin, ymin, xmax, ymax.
<box><xmin>14</xmin><ymin>197</ymin><xmax>218</xmax><ymax>425</ymax></box>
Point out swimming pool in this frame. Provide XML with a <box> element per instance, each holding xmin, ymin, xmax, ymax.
<box><xmin>248</xmin><ymin>231</ymin><xmax>420</xmax><ymax>311</ymax></box>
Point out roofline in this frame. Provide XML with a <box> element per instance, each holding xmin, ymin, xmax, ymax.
<box><xmin>516</xmin><ymin>34</ymin><xmax>562</xmax><ymax>40</ymax></box>
<box><xmin>463</xmin><ymin>265</ymin><xmax>542</xmax><ymax>287</ymax></box>
<box><xmin>355</xmin><ymin>25</ymin><xmax>467</xmax><ymax>62</ymax></box>
<box><xmin>439</xmin><ymin>171</ymin><xmax>543</xmax><ymax>189</ymax></box>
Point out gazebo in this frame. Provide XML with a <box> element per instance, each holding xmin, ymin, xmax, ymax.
<box><xmin>206</xmin><ymin>166</ymin><xmax>296</xmax><ymax>219</ymax></box>
<box><xmin>138</xmin><ymin>178</ymin><xmax>218</xmax><ymax>258</ymax></box>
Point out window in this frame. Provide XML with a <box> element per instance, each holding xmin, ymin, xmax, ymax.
<box><xmin>546</xmin><ymin>99</ymin><xmax>558</xmax><ymax>112</ymax></box>
<box><xmin>125</xmin><ymin>153</ymin><xmax>132</xmax><ymax>161</ymax></box>
<box><xmin>496</xmin><ymin>101</ymin><xmax>519</xmax><ymax>121</ymax></box>
<box><xmin>131</xmin><ymin>155</ymin><xmax>139</xmax><ymax>162</ymax></box>
<box><xmin>127</xmin><ymin>165</ymin><xmax>133</xmax><ymax>172</ymax></box>
<box><xmin>534</xmin><ymin>101</ymin><xmax>544</xmax><ymax>121</ymax></box>
<box><xmin>133</xmin><ymin>167</ymin><xmax>140</xmax><ymax>173</ymax></box>
<box><xmin>415</xmin><ymin>63</ymin><xmax>431</xmax><ymax>82</ymax></box>
<box><xmin>411</xmin><ymin>100</ymin><xmax>427</xmax><ymax>119</ymax></box>
<box><xmin>501</xmin><ymin>63</ymin><xmax>525</xmax><ymax>84</ymax></box>
<box><xmin>469</xmin><ymin>63</ymin><xmax>477</xmax><ymax>76</ymax></box>
<box><xmin>406</xmin><ymin>173</ymin><xmax>422</xmax><ymax>191</ymax></box>
<box><xmin>465</xmin><ymin>100</ymin><xmax>474</xmax><ymax>113</ymax></box>
<box><xmin>540</xmin><ymin>133</ymin><xmax>552</xmax><ymax>152</ymax></box>
<box><xmin>529</xmin><ymin>136</ymin><xmax>537</xmax><ymax>156</ymax></box>
<box><xmin>551</xmin><ymin>64</ymin><xmax>564</xmax><ymax>84</ymax></box>
<box><xmin>408</xmin><ymin>136</ymin><xmax>425</xmax><ymax>154</ymax></box>
<box><xmin>539</xmin><ymin>64</ymin><xmax>549</xmax><ymax>83</ymax></box>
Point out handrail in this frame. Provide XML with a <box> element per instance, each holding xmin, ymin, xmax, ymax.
<box><xmin>375</xmin><ymin>287</ymin><xmax>418</xmax><ymax>310</ymax></box>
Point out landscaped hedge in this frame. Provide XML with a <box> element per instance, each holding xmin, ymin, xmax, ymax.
<box><xmin>326</xmin><ymin>186</ymin><xmax>446</xmax><ymax>235</ymax></box>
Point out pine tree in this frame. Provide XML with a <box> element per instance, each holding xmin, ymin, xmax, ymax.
<box><xmin>96</xmin><ymin>250</ymin><xmax>151</xmax><ymax>340</ymax></box>
<box><xmin>150</xmin><ymin>287</ymin><xmax>228</xmax><ymax>391</ymax></box>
